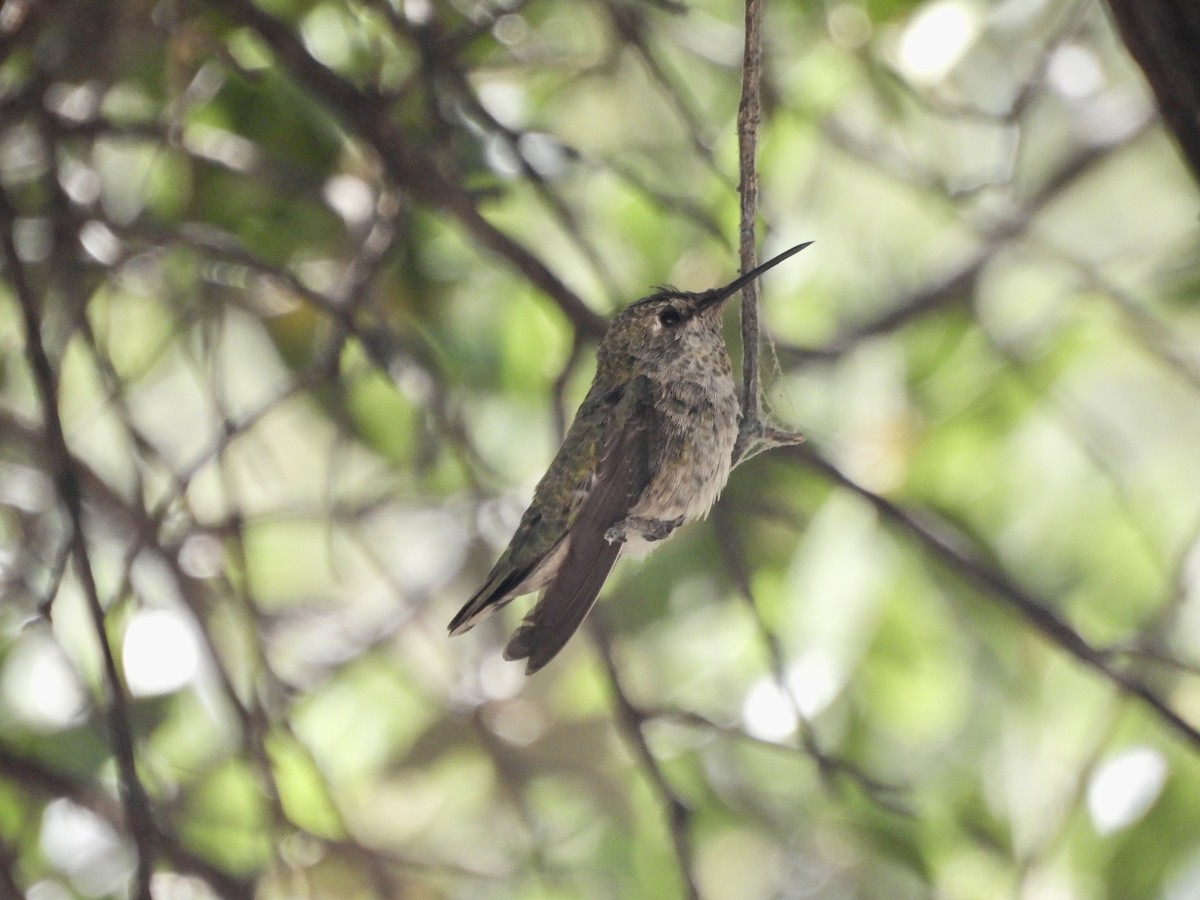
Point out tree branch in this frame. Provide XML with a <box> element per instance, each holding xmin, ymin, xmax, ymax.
<box><xmin>736</xmin><ymin>0</ymin><xmax>764</xmax><ymax>430</ymax></box>
<box><xmin>733</xmin><ymin>0</ymin><xmax>805</xmax><ymax>466</ymax></box>
<box><xmin>790</xmin><ymin>443</ymin><xmax>1200</xmax><ymax>750</ymax></box>
<box><xmin>202</xmin><ymin>0</ymin><xmax>607</xmax><ymax>339</ymax></box>
<box><xmin>0</xmin><ymin>745</ymin><xmax>253</xmax><ymax>900</ymax></box>
<box><xmin>710</xmin><ymin>506</ymin><xmax>914</xmax><ymax>816</ymax></box>
<box><xmin>589</xmin><ymin>621</ymin><xmax>699</xmax><ymax>900</ymax></box>
<box><xmin>0</xmin><ymin>187</ymin><xmax>157</xmax><ymax>898</ymax></box>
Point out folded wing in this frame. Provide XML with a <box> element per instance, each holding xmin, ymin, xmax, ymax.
<box><xmin>504</xmin><ymin>377</ymin><xmax>658</xmax><ymax>673</ymax></box>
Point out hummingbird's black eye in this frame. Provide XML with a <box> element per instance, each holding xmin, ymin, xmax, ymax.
<box><xmin>657</xmin><ymin>307</ymin><xmax>683</xmax><ymax>328</ymax></box>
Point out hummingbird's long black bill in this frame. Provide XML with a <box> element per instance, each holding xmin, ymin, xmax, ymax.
<box><xmin>700</xmin><ymin>241</ymin><xmax>813</xmax><ymax>309</ymax></box>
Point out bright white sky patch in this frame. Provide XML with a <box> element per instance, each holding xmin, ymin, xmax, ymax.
<box><xmin>122</xmin><ymin>608</ymin><xmax>201</xmax><ymax>697</ymax></box>
<box><xmin>1048</xmin><ymin>44</ymin><xmax>1104</xmax><ymax>99</ymax></box>
<box><xmin>742</xmin><ymin>678</ymin><xmax>797</xmax><ymax>742</ymax></box>
<box><xmin>301</xmin><ymin>5</ymin><xmax>352</xmax><ymax>69</ymax></box>
<box><xmin>897</xmin><ymin>0</ymin><xmax>981</xmax><ymax>86</ymax></box>
<box><xmin>1</xmin><ymin>632</ymin><xmax>87</xmax><ymax>730</ymax></box>
<box><xmin>323</xmin><ymin>174</ymin><xmax>375</xmax><ymax>226</ymax></box>
<box><xmin>40</xmin><ymin>799</ymin><xmax>131</xmax><ymax>896</ymax></box>
<box><xmin>1087</xmin><ymin>746</ymin><xmax>1168</xmax><ymax>835</ymax></box>
<box><xmin>741</xmin><ymin>653</ymin><xmax>846</xmax><ymax>741</ymax></box>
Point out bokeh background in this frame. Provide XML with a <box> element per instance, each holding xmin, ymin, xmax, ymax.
<box><xmin>1</xmin><ymin>0</ymin><xmax>1199</xmax><ymax>897</ymax></box>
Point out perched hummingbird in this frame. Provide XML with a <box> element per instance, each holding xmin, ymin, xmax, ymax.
<box><xmin>449</xmin><ymin>242</ymin><xmax>812</xmax><ymax>674</ymax></box>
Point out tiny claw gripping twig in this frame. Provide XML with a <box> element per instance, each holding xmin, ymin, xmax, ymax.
<box><xmin>733</xmin><ymin>420</ymin><xmax>806</xmax><ymax>468</ymax></box>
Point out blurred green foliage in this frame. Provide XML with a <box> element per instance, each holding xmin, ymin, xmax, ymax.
<box><xmin>1</xmin><ymin>0</ymin><xmax>1199</xmax><ymax>897</ymax></box>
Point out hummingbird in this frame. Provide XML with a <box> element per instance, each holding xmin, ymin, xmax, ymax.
<box><xmin>448</xmin><ymin>242</ymin><xmax>812</xmax><ymax>674</ymax></box>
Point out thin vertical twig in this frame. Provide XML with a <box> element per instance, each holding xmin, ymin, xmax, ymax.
<box><xmin>736</xmin><ymin>0</ymin><xmax>765</xmax><ymax>429</ymax></box>
<box><xmin>0</xmin><ymin>190</ymin><xmax>157</xmax><ymax>899</ymax></box>
<box><xmin>733</xmin><ymin>0</ymin><xmax>805</xmax><ymax>466</ymax></box>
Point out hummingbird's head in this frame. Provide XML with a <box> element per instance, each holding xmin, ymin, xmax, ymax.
<box><xmin>598</xmin><ymin>289</ymin><xmax>728</xmax><ymax>372</ymax></box>
<box><xmin>596</xmin><ymin>241</ymin><xmax>813</xmax><ymax>376</ymax></box>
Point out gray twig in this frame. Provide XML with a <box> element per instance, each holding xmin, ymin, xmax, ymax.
<box><xmin>733</xmin><ymin>0</ymin><xmax>805</xmax><ymax>466</ymax></box>
<box><xmin>0</xmin><ymin>188</ymin><xmax>158</xmax><ymax>899</ymax></box>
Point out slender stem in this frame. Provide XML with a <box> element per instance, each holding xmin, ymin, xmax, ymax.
<box><xmin>0</xmin><ymin>189</ymin><xmax>157</xmax><ymax>898</ymax></box>
<box><xmin>732</xmin><ymin>0</ymin><xmax>805</xmax><ymax>466</ymax></box>
<box><xmin>791</xmin><ymin>443</ymin><xmax>1200</xmax><ymax>750</ymax></box>
<box><xmin>736</xmin><ymin>0</ymin><xmax>765</xmax><ymax>428</ymax></box>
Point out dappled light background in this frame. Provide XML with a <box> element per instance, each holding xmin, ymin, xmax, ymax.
<box><xmin>1</xmin><ymin>0</ymin><xmax>1199</xmax><ymax>897</ymax></box>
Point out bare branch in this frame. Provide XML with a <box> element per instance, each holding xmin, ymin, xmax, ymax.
<box><xmin>790</xmin><ymin>443</ymin><xmax>1200</xmax><ymax>749</ymax></box>
<box><xmin>0</xmin><ymin>745</ymin><xmax>254</xmax><ymax>900</ymax></box>
<box><xmin>733</xmin><ymin>0</ymin><xmax>805</xmax><ymax>465</ymax></box>
<box><xmin>710</xmin><ymin>506</ymin><xmax>914</xmax><ymax>816</ymax></box>
<box><xmin>589</xmin><ymin>621</ymin><xmax>699</xmax><ymax>900</ymax></box>
<box><xmin>202</xmin><ymin>0</ymin><xmax>608</xmax><ymax>339</ymax></box>
<box><xmin>0</xmin><ymin>187</ymin><xmax>157</xmax><ymax>899</ymax></box>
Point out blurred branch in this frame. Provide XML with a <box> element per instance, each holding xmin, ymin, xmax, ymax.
<box><xmin>1105</xmin><ymin>0</ymin><xmax>1200</xmax><ymax>182</ymax></box>
<box><xmin>646</xmin><ymin>707</ymin><xmax>911</xmax><ymax>815</ymax></box>
<box><xmin>202</xmin><ymin>0</ymin><xmax>608</xmax><ymax>339</ymax></box>
<box><xmin>599</xmin><ymin>0</ymin><xmax>729</xmax><ymax>183</ymax></box>
<box><xmin>0</xmin><ymin>842</ymin><xmax>19</xmax><ymax>900</ymax></box>
<box><xmin>0</xmin><ymin>188</ymin><xmax>158</xmax><ymax>899</ymax></box>
<box><xmin>374</xmin><ymin>0</ymin><xmax>729</xmax><ymax>253</ymax></box>
<box><xmin>1035</xmin><ymin>239</ymin><xmax>1200</xmax><ymax>394</ymax></box>
<box><xmin>0</xmin><ymin>0</ymin><xmax>40</xmax><ymax>66</ymax></box>
<box><xmin>789</xmin><ymin>443</ymin><xmax>1200</xmax><ymax>750</ymax></box>
<box><xmin>1101</xmin><ymin>644</ymin><xmax>1200</xmax><ymax>678</ymax></box>
<box><xmin>112</xmin><ymin>220</ymin><xmax>494</xmax><ymax>484</ymax></box>
<box><xmin>978</xmin><ymin>330</ymin><xmax>1166</xmax><ymax>572</ymax></box>
<box><xmin>785</xmin><ymin>104</ymin><xmax>1155</xmax><ymax>363</ymax></box>
<box><xmin>0</xmin><ymin>406</ymin><xmax>444</xmax><ymax>895</ymax></box>
<box><xmin>603</xmin><ymin>156</ymin><xmax>731</xmax><ymax>248</ymax></box>
<box><xmin>402</xmin><ymin>20</ymin><xmax>626</xmax><ymax>307</ymax></box>
<box><xmin>710</xmin><ymin>507</ymin><xmax>913</xmax><ymax>816</ymax></box>
<box><xmin>0</xmin><ymin>745</ymin><xmax>254</xmax><ymax>900</ymax></box>
<box><xmin>1</xmin><ymin>0</ymin><xmax>1193</xmax><ymax>891</ymax></box>
<box><xmin>589</xmin><ymin>622</ymin><xmax>699</xmax><ymax>900</ymax></box>
<box><xmin>1099</xmin><ymin>512</ymin><xmax>1200</xmax><ymax>677</ymax></box>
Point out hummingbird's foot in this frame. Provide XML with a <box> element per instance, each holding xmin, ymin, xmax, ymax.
<box><xmin>604</xmin><ymin>515</ymin><xmax>684</xmax><ymax>545</ymax></box>
<box><xmin>733</xmin><ymin>422</ymin><xmax>806</xmax><ymax>467</ymax></box>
